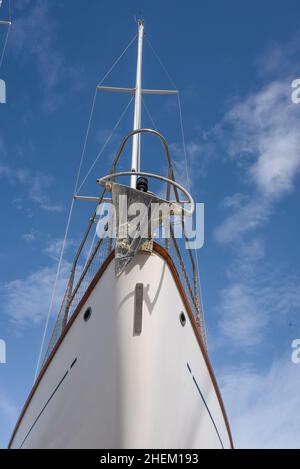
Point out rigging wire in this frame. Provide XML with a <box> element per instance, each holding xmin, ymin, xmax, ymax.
<box><xmin>34</xmin><ymin>34</ymin><xmax>137</xmax><ymax>382</ymax></box>
<box><xmin>76</xmin><ymin>95</ymin><xmax>134</xmax><ymax>194</ymax></box>
<box><xmin>74</xmin><ymin>88</ymin><xmax>98</xmax><ymax>193</ymax></box>
<box><xmin>145</xmin><ymin>35</ymin><xmax>191</xmax><ymax>185</ymax></box>
<box><xmin>33</xmin><ymin>89</ymin><xmax>99</xmax><ymax>382</ymax></box>
<box><xmin>82</xmin><ymin>229</ymin><xmax>98</xmax><ymax>273</ymax></box>
<box><xmin>0</xmin><ymin>0</ymin><xmax>12</xmax><ymax>69</ymax></box>
<box><xmin>33</xmin><ymin>198</ymin><xmax>75</xmax><ymax>382</ymax></box>
<box><xmin>177</xmin><ymin>92</ymin><xmax>207</xmax><ymax>345</ymax></box>
<box><xmin>77</xmin><ymin>33</ymin><xmax>137</xmax><ymax>193</ymax></box>
<box><xmin>146</xmin><ymin>33</ymin><xmax>207</xmax><ymax>344</ymax></box>
<box><xmin>142</xmin><ymin>96</ymin><xmax>158</xmax><ymax>131</ymax></box>
<box><xmin>145</xmin><ymin>35</ymin><xmax>177</xmax><ymax>90</ymax></box>
<box><xmin>97</xmin><ymin>33</ymin><xmax>137</xmax><ymax>87</ymax></box>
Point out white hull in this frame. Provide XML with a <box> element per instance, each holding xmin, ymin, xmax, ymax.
<box><xmin>9</xmin><ymin>248</ymin><xmax>232</xmax><ymax>449</ymax></box>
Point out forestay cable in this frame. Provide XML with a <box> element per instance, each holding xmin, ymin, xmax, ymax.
<box><xmin>34</xmin><ymin>88</ymin><xmax>99</xmax><ymax>382</ymax></box>
<box><xmin>142</xmin><ymin>96</ymin><xmax>158</xmax><ymax>131</ymax></box>
<box><xmin>146</xmin><ymin>34</ymin><xmax>207</xmax><ymax>344</ymax></box>
<box><xmin>145</xmin><ymin>35</ymin><xmax>177</xmax><ymax>90</ymax></box>
<box><xmin>0</xmin><ymin>0</ymin><xmax>12</xmax><ymax>68</ymax></box>
<box><xmin>177</xmin><ymin>91</ymin><xmax>207</xmax><ymax>345</ymax></box>
<box><xmin>77</xmin><ymin>33</ymin><xmax>137</xmax><ymax>192</ymax></box>
<box><xmin>145</xmin><ymin>35</ymin><xmax>190</xmax><ymax>186</ymax></box>
<box><xmin>34</xmin><ymin>34</ymin><xmax>137</xmax><ymax>382</ymax></box>
<box><xmin>97</xmin><ymin>33</ymin><xmax>137</xmax><ymax>87</ymax></box>
<box><xmin>76</xmin><ymin>95</ymin><xmax>134</xmax><ymax>194</ymax></box>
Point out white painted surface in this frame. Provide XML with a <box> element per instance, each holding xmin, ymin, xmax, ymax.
<box><xmin>130</xmin><ymin>19</ymin><xmax>144</xmax><ymax>188</ymax></box>
<box><xmin>10</xmin><ymin>251</ymin><xmax>231</xmax><ymax>449</ymax></box>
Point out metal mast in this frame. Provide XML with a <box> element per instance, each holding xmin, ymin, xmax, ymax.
<box><xmin>96</xmin><ymin>18</ymin><xmax>178</xmax><ymax>186</ymax></box>
<box><xmin>130</xmin><ymin>19</ymin><xmax>144</xmax><ymax>188</ymax></box>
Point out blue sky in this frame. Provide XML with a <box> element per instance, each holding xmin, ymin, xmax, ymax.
<box><xmin>1</xmin><ymin>0</ymin><xmax>300</xmax><ymax>449</ymax></box>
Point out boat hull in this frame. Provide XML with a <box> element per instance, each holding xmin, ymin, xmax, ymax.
<box><xmin>9</xmin><ymin>248</ymin><xmax>232</xmax><ymax>449</ymax></box>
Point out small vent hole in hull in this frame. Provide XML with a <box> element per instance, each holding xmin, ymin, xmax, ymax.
<box><xmin>83</xmin><ymin>307</ymin><xmax>92</xmax><ymax>322</ymax></box>
<box><xmin>180</xmin><ymin>311</ymin><xmax>186</xmax><ymax>327</ymax></box>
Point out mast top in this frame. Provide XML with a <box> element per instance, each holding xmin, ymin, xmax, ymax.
<box><xmin>130</xmin><ymin>17</ymin><xmax>145</xmax><ymax>188</ymax></box>
<box><xmin>96</xmin><ymin>19</ymin><xmax>178</xmax><ymax>188</ymax></box>
<box><xmin>135</xmin><ymin>16</ymin><xmax>144</xmax><ymax>26</ymax></box>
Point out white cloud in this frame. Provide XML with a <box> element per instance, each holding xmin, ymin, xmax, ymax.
<box><xmin>0</xmin><ymin>130</ymin><xmax>64</xmax><ymax>213</ymax></box>
<box><xmin>43</xmin><ymin>238</ymin><xmax>64</xmax><ymax>260</ymax></box>
<box><xmin>0</xmin><ymin>235</ymin><xmax>83</xmax><ymax>329</ymax></box>
<box><xmin>214</xmin><ymin>197</ymin><xmax>272</xmax><ymax>245</ymax></box>
<box><xmin>228</xmin><ymin>81</ymin><xmax>300</xmax><ymax>198</ymax></box>
<box><xmin>11</xmin><ymin>0</ymin><xmax>82</xmax><ymax>111</ymax></box>
<box><xmin>171</xmin><ymin>139</ymin><xmax>214</xmax><ymax>191</ymax></box>
<box><xmin>21</xmin><ymin>230</ymin><xmax>35</xmax><ymax>243</ymax></box>
<box><xmin>0</xmin><ymin>393</ymin><xmax>17</xmax><ymax>425</ymax></box>
<box><xmin>212</xmin><ymin>78</ymin><xmax>300</xmax><ymax>349</ymax></box>
<box><xmin>0</xmin><ymin>155</ymin><xmax>64</xmax><ymax>213</ymax></box>
<box><xmin>255</xmin><ymin>31</ymin><xmax>300</xmax><ymax>81</ymax></box>
<box><xmin>28</xmin><ymin>172</ymin><xmax>64</xmax><ymax>213</ymax></box>
<box><xmin>44</xmin><ymin>237</ymin><xmax>77</xmax><ymax>261</ymax></box>
<box><xmin>214</xmin><ymin>80</ymin><xmax>300</xmax><ymax>244</ymax></box>
<box><xmin>0</xmin><ymin>392</ymin><xmax>18</xmax><ymax>449</ymax></box>
<box><xmin>220</xmin><ymin>356</ymin><xmax>300</xmax><ymax>448</ymax></box>
<box><xmin>21</xmin><ymin>231</ymin><xmax>77</xmax><ymax>259</ymax></box>
<box><xmin>12</xmin><ymin>1</ymin><xmax>62</xmax><ymax>90</ymax></box>
<box><xmin>218</xmin><ymin>283</ymin><xmax>269</xmax><ymax>347</ymax></box>
<box><xmin>216</xmin><ymin>238</ymin><xmax>300</xmax><ymax>349</ymax></box>
<box><xmin>226</xmin><ymin>237</ymin><xmax>265</xmax><ymax>279</ymax></box>
<box><xmin>1</xmin><ymin>235</ymin><xmax>71</xmax><ymax>328</ymax></box>
<box><xmin>0</xmin><ymin>263</ymin><xmax>70</xmax><ymax>328</ymax></box>
<box><xmin>222</xmin><ymin>192</ymin><xmax>249</xmax><ymax>209</ymax></box>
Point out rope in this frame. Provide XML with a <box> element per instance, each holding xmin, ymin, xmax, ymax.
<box><xmin>0</xmin><ymin>23</ymin><xmax>11</xmax><ymax>68</ymax></box>
<box><xmin>33</xmin><ymin>90</ymin><xmax>98</xmax><ymax>381</ymax></box>
<box><xmin>0</xmin><ymin>0</ymin><xmax>12</xmax><ymax>68</ymax></box>
<box><xmin>34</xmin><ymin>197</ymin><xmax>75</xmax><ymax>383</ymax></box>
<box><xmin>177</xmin><ymin>94</ymin><xmax>191</xmax><ymax>202</ymax></box>
<box><xmin>74</xmin><ymin>88</ymin><xmax>98</xmax><ymax>193</ymax></box>
<box><xmin>177</xmin><ymin>93</ymin><xmax>207</xmax><ymax>346</ymax></box>
<box><xmin>75</xmin><ymin>32</ymin><xmax>137</xmax><ymax>192</ymax></box>
<box><xmin>97</xmin><ymin>33</ymin><xmax>137</xmax><ymax>87</ymax></box>
<box><xmin>82</xmin><ymin>228</ymin><xmax>97</xmax><ymax>273</ymax></box>
<box><xmin>146</xmin><ymin>33</ymin><xmax>207</xmax><ymax>345</ymax></box>
<box><xmin>34</xmin><ymin>34</ymin><xmax>136</xmax><ymax>382</ymax></box>
<box><xmin>76</xmin><ymin>95</ymin><xmax>134</xmax><ymax>194</ymax></box>
<box><xmin>142</xmin><ymin>96</ymin><xmax>158</xmax><ymax>131</ymax></box>
<box><xmin>145</xmin><ymin>35</ymin><xmax>177</xmax><ymax>90</ymax></box>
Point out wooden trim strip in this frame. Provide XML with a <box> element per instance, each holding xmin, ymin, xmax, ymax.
<box><xmin>153</xmin><ymin>243</ymin><xmax>234</xmax><ymax>449</ymax></box>
<box><xmin>8</xmin><ymin>244</ymin><xmax>233</xmax><ymax>449</ymax></box>
<box><xmin>8</xmin><ymin>251</ymin><xmax>114</xmax><ymax>448</ymax></box>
